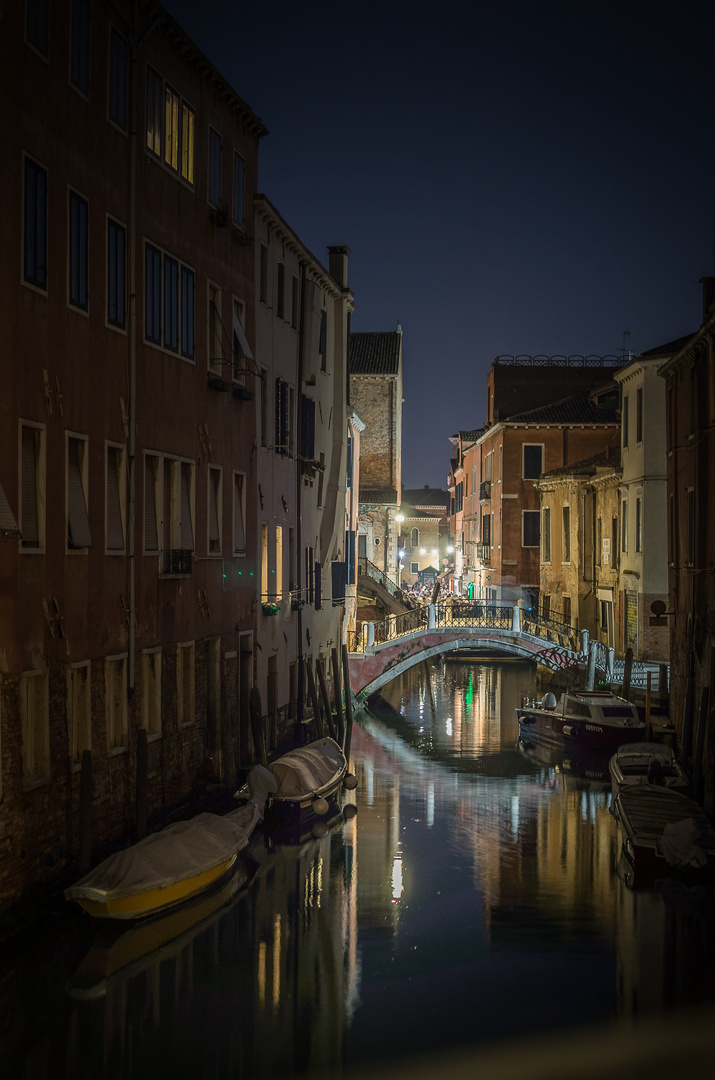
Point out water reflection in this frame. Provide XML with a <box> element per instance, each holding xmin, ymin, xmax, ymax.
<box><xmin>2</xmin><ymin>658</ymin><xmax>715</xmax><ymax>1079</ymax></box>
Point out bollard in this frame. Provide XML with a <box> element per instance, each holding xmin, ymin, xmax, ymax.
<box><xmin>367</xmin><ymin>622</ymin><xmax>375</xmax><ymax>647</ymax></box>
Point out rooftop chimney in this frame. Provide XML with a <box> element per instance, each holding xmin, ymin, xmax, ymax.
<box><xmin>328</xmin><ymin>246</ymin><xmax>350</xmax><ymax>290</ymax></box>
<box><xmin>700</xmin><ymin>276</ymin><xmax>715</xmax><ymax>324</ymax></box>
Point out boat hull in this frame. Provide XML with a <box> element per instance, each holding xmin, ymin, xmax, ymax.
<box><xmin>517</xmin><ymin>710</ymin><xmax>644</xmax><ymax>755</ymax></box>
<box><xmin>613</xmin><ymin>786</ymin><xmax>715</xmax><ymax>889</ymax></box>
<box><xmin>73</xmin><ymin>855</ymin><xmax>238</xmax><ymax>920</ymax></box>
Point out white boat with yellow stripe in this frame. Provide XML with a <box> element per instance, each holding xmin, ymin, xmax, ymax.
<box><xmin>65</xmin><ymin>801</ymin><xmax>261</xmax><ymax>920</ymax></box>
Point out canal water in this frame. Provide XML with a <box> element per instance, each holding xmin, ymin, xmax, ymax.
<box><xmin>2</xmin><ymin>658</ymin><xmax>715</xmax><ymax>1079</ymax></box>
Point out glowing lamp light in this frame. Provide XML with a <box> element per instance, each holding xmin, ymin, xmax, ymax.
<box><xmin>447</xmin><ymin>545</ymin><xmax>454</xmax><ymax>554</ymax></box>
<box><xmin>419</xmin><ymin>548</ymin><xmax>426</xmax><ymax>554</ymax></box>
<box><xmin>391</xmin><ymin>854</ymin><xmax>403</xmax><ymax>902</ymax></box>
<box><xmin>395</xmin><ymin>513</ymin><xmax>405</xmax><ymax>523</ymax></box>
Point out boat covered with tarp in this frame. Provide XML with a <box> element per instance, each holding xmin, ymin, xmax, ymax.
<box><xmin>65</xmin><ymin>802</ymin><xmax>262</xmax><ymax>920</ymax></box>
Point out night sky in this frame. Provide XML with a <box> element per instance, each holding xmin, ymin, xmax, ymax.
<box><xmin>163</xmin><ymin>0</ymin><xmax>715</xmax><ymax>488</ymax></box>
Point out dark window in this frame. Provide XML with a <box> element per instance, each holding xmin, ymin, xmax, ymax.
<box><xmin>345</xmin><ymin>530</ymin><xmax>356</xmax><ymax>586</ymax></box>
<box><xmin>109</xmin><ymin>27</ymin><xmax>128</xmax><ymax>129</ymax></box>
<box><xmin>562</xmin><ymin>505</ymin><xmax>571</xmax><ymax>562</ymax></box>
<box><xmin>481</xmin><ymin>512</ymin><xmax>490</xmax><ymax>545</ymax></box>
<box><xmin>523</xmin><ymin>444</ymin><xmax>543</xmax><ymax>480</ymax></box>
<box><xmin>24</xmin><ymin>158</ymin><xmax>47</xmax><ymax>289</ymax></box>
<box><xmin>27</xmin><ymin>0</ymin><xmax>49</xmax><ymax>57</ymax></box>
<box><xmin>69</xmin><ymin>191</ymin><xmax>89</xmax><ymax>310</ymax></box>
<box><xmin>523</xmin><ymin>510</ymin><xmax>540</xmax><ymax>547</ymax></box>
<box><xmin>259</xmin><ymin>245</ymin><xmax>268</xmax><ymax>304</ymax></box>
<box><xmin>331</xmin><ymin>561</ymin><xmax>347</xmax><ymax>606</ymax></box>
<box><xmin>181</xmin><ymin>267</ymin><xmax>194</xmax><ymax>359</ymax></box>
<box><xmin>107</xmin><ymin>219</ymin><xmax>125</xmax><ymax>328</ymax></box>
<box><xmin>163</xmin><ymin>255</ymin><xmax>178</xmax><ymax>351</ymax></box>
<box><xmin>146</xmin><ymin>67</ymin><xmax>162</xmax><ymax>156</ymax></box>
<box><xmin>67</xmin><ymin>437</ymin><xmax>92</xmax><ymax>549</ymax></box>
<box><xmin>318</xmin><ymin>308</ymin><xmax>327</xmax><ymax>369</ymax></box>
<box><xmin>291</xmin><ymin>276</ymin><xmax>299</xmax><ymax>329</ymax></box>
<box><xmin>275</xmin><ymin>378</ymin><xmax>289</xmax><ymax>454</ymax></box>
<box><xmin>636</xmin><ymin>387</ymin><xmax>643</xmax><ymax>443</ymax></box>
<box><xmin>145</xmin><ymin>244</ymin><xmax>161</xmax><ymax>343</ymax></box>
<box><xmin>277</xmin><ymin>262</ymin><xmax>285</xmax><ymax>319</ymax></box>
<box><xmin>622</xmin><ymin>394</ymin><xmax>629</xmax><ymax>448</ymax></box>
<box><xmin>635</xmin><ymin>497</ymin><xmax>642</xmax><ymax>553</ymax></box>
<box><xmin>542</xmin><ymin>507</ymin><xmax>551</xmax><ymax>561</ymax></box>
<box><xmin>208</xmin><ymin>128</ymin><xmax>222</xmax><ymax>206</ymax></box>
<box><xmin>300</xmin><ymin>395</ymin><xmax>315</xmax><ymax>460</ymax></box>
<box><xmin>233</xmin><ymin>152</ymin><xmax>245</xmax><ymax>227</ymax></box>
<box><xmin>70</xmin><ymin>0</ymin><xmax>91</xmax><ymax>95</ymax></box>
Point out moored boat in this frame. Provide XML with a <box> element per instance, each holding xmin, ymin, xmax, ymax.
<box><xmin>236</xmin><ymin>736</ymin><xmax>356</xmax><ymax>836</ymax></box>
<box><xmin>612</xmin><ymin>785</ymin><xmax>715</xmax><ymax>889</ymax></box>
<box><xmin>609</xmin><ymin>741</ymin><xmax>690</xmax><ymax>800</ymax></box>
<box><xmin>65</xmin><ymin>801</ymin><xmax>262</xmax><ymax>920</ymax></box>
<box><xmin>516</xmin><ymin>689</ymin><xmax>644</xmax><ymax>754</ymax></box>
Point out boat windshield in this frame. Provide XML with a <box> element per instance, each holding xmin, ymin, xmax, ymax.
<box><xmin>601</xmin><ymin>706</ymin><xmax>636</xmax><ymax>718</ymax></box>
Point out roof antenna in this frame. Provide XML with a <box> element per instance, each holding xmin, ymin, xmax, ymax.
<box><xmin>396</xmin><ymin>320</ymin><xmax>403</xmax><ymax>335</ymax></box>
<box><xmin>621</xmin><ymin>329</ymin><xmax>632</xmax><ymax>361</ymax></box>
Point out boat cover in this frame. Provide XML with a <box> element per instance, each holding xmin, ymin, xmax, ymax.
<box><xmin>615</xmin><ymin>742</ymin><xmax>675</xmax><ymax>766</ymax></box>
<box><xmin>248</xmin><ymin>738</ymin><xmax>345</xmax><ymax>802</ymax></box>
<box><xmin>65</xmin><ymin>802</ymin><xmax>262</xmax><ymax>903</ymax></box>
<box><xmin>660</xmin><ymin>818</ymin><xmax>709</xmax><ymax>869</ymax></box>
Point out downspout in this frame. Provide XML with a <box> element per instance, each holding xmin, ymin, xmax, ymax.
<box><xmin>294</xmin><ymin>261</ymin><xmax>307</xmax><ymax>740</ymax></box>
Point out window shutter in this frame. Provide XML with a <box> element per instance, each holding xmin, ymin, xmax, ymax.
<box><xmin>300</xmin><ymin>395</ymin><xmax>315</xmax><ymax>460</ymax></box>
<box><xmin>21</xmin><ymin>427</ymin><xmax>39</xmax><ymax>546</ymax></box>
<box><xmin>233</xmin><ymin>474</ymin><xmax>246</xmax><ymax>554</ymax></box>
<box><xmin>331</xmin><ymin>560</ymin><xmax>346</xmax><ymax>606</ymax></box>
<box><xmin>209</xmin><ymin>469</ymin><xmax>220</xmax><ymax>553</ymax></box>
<box><xmin>345</xmin><ymin>530</ymin><xmax>356</xmax><ymax>585</ymax></box>
<box><xmin>314</xmin><ymin>560</ymin><xmax>322</xmax><ymax>610</ymax></box>
<box><xmin>67</xmin><ymin>439</ymin><xmax>92</xmax><ymax>548</ymax></box>
<box><xmin>106</xmin><ymin>447</ymin><xmax>124</xmax><ymax>549</ymax></box>
<box><xmin>180</xmin><ymin>462</ymin><xmax>194</xmax><ymax>550</ymax></box>
<box><xmin>0</xmin><ymin>481</ymin><xmax>20</xmax><ymax>539</ymax></box>
<box><xmin>144</xmin><ymin>456</ymin><xmax>159</xmax><ymax>551</ymax></box>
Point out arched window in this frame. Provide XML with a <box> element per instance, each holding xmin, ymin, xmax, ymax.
<box><xmin>411</xmin><ymin>528</ymin><xmax>419</xmax><ymax>548</ymax></box>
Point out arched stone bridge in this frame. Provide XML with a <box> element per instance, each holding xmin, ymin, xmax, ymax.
<box><xmin>347</xmin><ymin>601</ymin><xmax>596</xmax><ymax>703</ymax></box>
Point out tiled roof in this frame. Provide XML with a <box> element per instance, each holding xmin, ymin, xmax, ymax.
<box><xmin>359</xmin><ymin>487</ymin><xmax>399</xmax><ymax>505</ymax></box>
<box><xmin>459</xmin><ymin>429</ymin><xmax>483</xmax><ymax>442</ymax></box>
<box><xmin>541</xmin><ymin>445</ymin><xmax>621</xmax><ymax>479</ymax></box>
<box><xmin>349</xmin><ymin>331</ymin><xmax>401</xmax><ymax>375</ymax></box>
<box><xmin>402</xmin><ymin>487</ymin><xmax>448</xmax><ymax>509</ymax></box>
<box><xmin>505</xmin><ymin>390</ymin><xmax>619</xmax><ymax>425</ymax></box>
<box><xmin>641</xmin><ymin>334</ymin><xmax>694</xmax><ymax>357</ymax></box>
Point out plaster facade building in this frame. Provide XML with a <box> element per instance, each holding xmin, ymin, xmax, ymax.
<box><xmin>658</xmin><ymin>279</ymin><xmax>714</xmax><ymax>812</ymax></box>
<box><xmin>349</xmin><ymin>328</ymin><xmax>404</xmax><ymax>584</ymax></box>
<box><xmin>398</xmin><ymin>487</ymin><xmax>449</xmax><ymax>588</ymax></box>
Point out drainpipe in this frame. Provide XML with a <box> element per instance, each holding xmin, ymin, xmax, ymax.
<box><xmin>294</xmin><ymin>261</ymin><xmax>307</xmax><ymax>741</ymax></box>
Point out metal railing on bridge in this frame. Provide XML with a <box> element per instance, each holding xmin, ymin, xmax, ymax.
<box><xmin>357</xmin><ymin>556</ymin><xmax>406</xmax><ymax>601</ymax></box>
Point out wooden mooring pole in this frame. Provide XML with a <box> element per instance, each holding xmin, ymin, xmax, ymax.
<box><xmin>331</xmin><ymin>647</ymin><xmax>345</xmax><ymax>748</ymax></box>
<box><xmin>306</xmin><ymin>661</ymin><xmax>325</xmax><ymax>739</ymax></box>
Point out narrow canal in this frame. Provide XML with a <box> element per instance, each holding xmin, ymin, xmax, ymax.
<box><xmin>2</xmin><ymin>658</ymin><xmax>714</xmax><ymax>1079</ymax></box>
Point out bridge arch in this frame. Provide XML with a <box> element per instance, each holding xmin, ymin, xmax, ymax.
<box><xmin>350</xmin><ymin>631</ymin><xmax>570</xmax><ymax>703</ymax></box>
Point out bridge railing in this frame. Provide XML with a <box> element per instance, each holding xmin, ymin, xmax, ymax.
<box><xmin>521</xmin><ymin>609</ymin><xmax>581</xmax><ymax>652</ymax></box>
<box><xmin>436</xmin><ymin>599</ymin><xmax>513</xmax><ymax>629</ymax></box>
<box><xmin>357</xmin><ymin>557</ymin><xmax>404</xmax><ymax>600</ymax></box>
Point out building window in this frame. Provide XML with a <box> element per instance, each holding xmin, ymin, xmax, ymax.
<box><xmin>261</xmin><ymin>523</ymin><xmax>269</xmax><ymax>601</ymax></box>
<box><xmin>542</xmin><ymin>507</ymin><xmax>551</xmax><ymax>562</ymax></box>
<box><xmin>621</xmin><ymin>500</ymin><xmax>628</xmax><ymax>552</ymax></box>
<box><xmin>300</xmin><ymin>395</ymin><xmax>316</xmax><ymax>460</ymax></box>
<box><xmin>143</xmin><ymin>453</ymin><xmax>160</xmax><ymax>552</ymax></box>
<box><xmin>291</xmin><ymin>275</ymin><xmax>299</xmax><ymax>329</ymax></box>
<box><xmin>208</xmin><ymin>283</ymin><xmax>222</xmax><ymax>372</ymax></box>
<box><xmin>177</xmin><ymin>642</ymin><xmax>195</xmax><ymax>726</ymax></box>
<box><xmin>636</xmin><ymin>387</ymin><xmax>643</xmax><ymax>443</ymax></box>
<box><xmin>181</xmin><ymin>266</ymin><xmax>195</xmax><ymax>359</ymax></box>
<box><xmin>107</xmin><ymin>218</ymin><xmax>126</xmax><ymax>328</ymax></box>
<box><xmin>275</xmin><ymin>377</ymin><xmax>292</xmax><ymax>455</ymax></box>
<box><xmin>233</xmin><ymin>151</ymin><xmax>245</xmax><ymax>227</ymax></box>
<box><xmin>160</xmin><ymin>458</ymin><xmax>194</xmax><ymax>573</ymax></box>
<box><xmin>106</xmin><ymin>443</ymin><xmax>126</xmax><ymax>551</ymax></box>
<box><xmin>67</xmin><ymin>661</ymin><xmax>91</xmax><ymax>763</ymax></box>
<box><xmin>208</xmin><ymin>466</ymin><xmax>221</xmax><ymax>554</ymax></box>
<box><xmin>20</xmin><ymin>422</ymin><xmax>45</xmax><ymax>551</ymax></box>
<box><xmin>164</xmin><ymin>84</ymin><xmax>180</xmax><ymax>171</ymax></box>
<box><xmin>410</xmin><ymin>562</ymin><xmax>419</xmax><ymax>574</ymax></box>
<box><xmin>232</xmin><ymin>298</ymin><xmax>250</xmax><ymax>384</ymax></box>
<box><xmin>109</xmin><ymin>27</ymin><xmax>128</xmax><ymax>130</ymax></box>
<box><xmin>67</xmin><ymin>435</ymin><xmax>92</xmax><ymax>549</ymax></box>
<box><xmin>106</xmin><ymin>654</ymin><xmax>128</xmax><ymax>750</ymax></box>
<box><xmin>20</xmin><ymin>670</ymin><xmax>50</xmax><ymax>782</ymax></box>
<box><xmin>563</xmin><ymin>596</ymin><xmax>571</xmax><ymax>625</ymax></box>
<box><xmin>142</xmin><ymin>649</ymin><xmax>162</xmax><ymax>736</ymax></box>
<box><xmin>70</xmin><ymin>0</ymin><xmax>90</xmax><ymax>96</ymax></box>
<box><xmin>635</xmin><ymin>497</ymin><xmax>642</xmax><ymax>553</ymax></box>
<box><xmin>24</xmin><ymin>157</ymin><xmax>47</xmax><ymax>289</ymax></box>
<box><xmin>259</xmin><ymin>244</ymin><xmax>268</xmax><ymax>305</ymax></box>
<box><xmin>163</xmin><ymin>255</ymin><xmax>179</xmax><ymax>351</ymax></box>
<box><xmin>145</xmin><ymin>242</ymin><xmax>161</xmax><ymax>343</ymax></box>
<box><xmin>319</xmin><ymin>308</ymin><xmax>327</xmax><ymax>370</ymax></box>
<box><xmin>208</xmin><ymin>127</ymin><xmax>222</xmax><ymax>206</ymax></box>
<box><xmin>145</xmin><ymin>66</ymin><xmax>194</xmax><ymax>183</ymax></box>
<box><xmin>482</xmin><ymin>512</ymin><xmax>491</xmax><ymax>545</ymax></box>
<box><xmin>233</xmin><ymin>472</ymin><xmax>246</xmax><ymax>555</ymax></box>
<box><xmin>542</xmin><ymin>594</ymin><xmax>551</xmax><ymax>621</ymax></box>
<box><xmin>562</xmin><ymin>505</ymin><xmax>571</xmax><ymax>562</ymax></box>
<box><xmin>260</xmin><ymin>368</ymin><xmax>268</xmax><ymax>446</ymax></box>
<box><xmin>410</xmin><ymin>528</ymin><xmax>419</xmax><ymax>548</ymax></box>
<box><xmin>69</xmin><ymin>190</ymin><xmax>89</xmax><ymax>310</ymax></box>
<box><xmin>522</xmin><ymin>445</ymin><xmax>543</xmax><ymax>481</ymax></box>
<box><xmin>275</xmin><ymin>525</ymin><xmax>284</xmax><ymax>600</ymax></box>
<box><xmin>26</xmin><ymin>0</ymin><xmax>49</xmax><ymax>57</ymax></box>
<box><xmin>277</xmin><ymin>262</ymin><xmax>285</xmax><ymax>320</ymax></box>
<box><xmin>622</xmin><ymin>394</ymin><xmax>629</xmax><ymax>448</ymax></box>
<box><xmin>522</xmin><ymin>510</ymin><xmax>540</xmax><ymax>547</ymax></box>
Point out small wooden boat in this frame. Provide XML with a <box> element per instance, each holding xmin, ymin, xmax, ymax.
<box><xmin>237</xmin><ymin>737</ymin><xmax>356</xmax><ymax>835</ymax></box>
<box><xmin>609</xmin><ymin>741</ymin><xmax>690</xmax><ymax>800</ymax></box>
<box><xmin>65</xmin><ymin>802</ymin><xmax>262</xmax><ymax>920</ymax></box>
<box><xmin>516</xmin><ymin>689</ymin><xmax>644</xmax><ymax>754</ymax></box>
<box><xmin>612</xmin><ymin>785</ymin><xmax>715</xmax><ymax>888</ymax></box>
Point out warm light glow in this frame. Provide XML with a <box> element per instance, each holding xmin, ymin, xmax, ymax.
<box><xmin>395</xmin><ymin>513</ymin><xmax>405</xmax><ymax>522</ymax></box>
<box><xmin>447</xmin><ymin>545</ymin><xmax>454</xmax><ymax>553</ymax></box>
<box><xmin>391</xmin><ymin>853</ymin><xmax>403</xmax><ymax>902</ymax></box>
<box><xmin>419</xmin><ymin>547</ymin><xmax>426</xmax><ymax>554</ymax></box>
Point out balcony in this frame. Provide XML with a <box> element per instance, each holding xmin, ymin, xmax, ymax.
<box><xmin>475</xmin><ymin>542</ymin><xmax>491</xmax><ymax>564</ymax></box>
<box><xmin>479</xmin><ymin>480</ymin><xmax>491</xmax><ymax>501</ymax></box>
<box><xmin>162</xmin><ymin>549</ymin><xmax>193</xmax><ymax>575</ymax></box>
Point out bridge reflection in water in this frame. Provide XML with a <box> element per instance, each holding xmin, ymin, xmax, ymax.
<box><xmin>2</xmin><ymin>660</ymin><xmax>711</xmax><ymax>1079</ymax></box>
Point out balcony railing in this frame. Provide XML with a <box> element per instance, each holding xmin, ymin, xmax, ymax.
<box><xmin>479</xmin><ymin>480</ymin><xmax>491</xmax><ymax>500</ymax></box>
